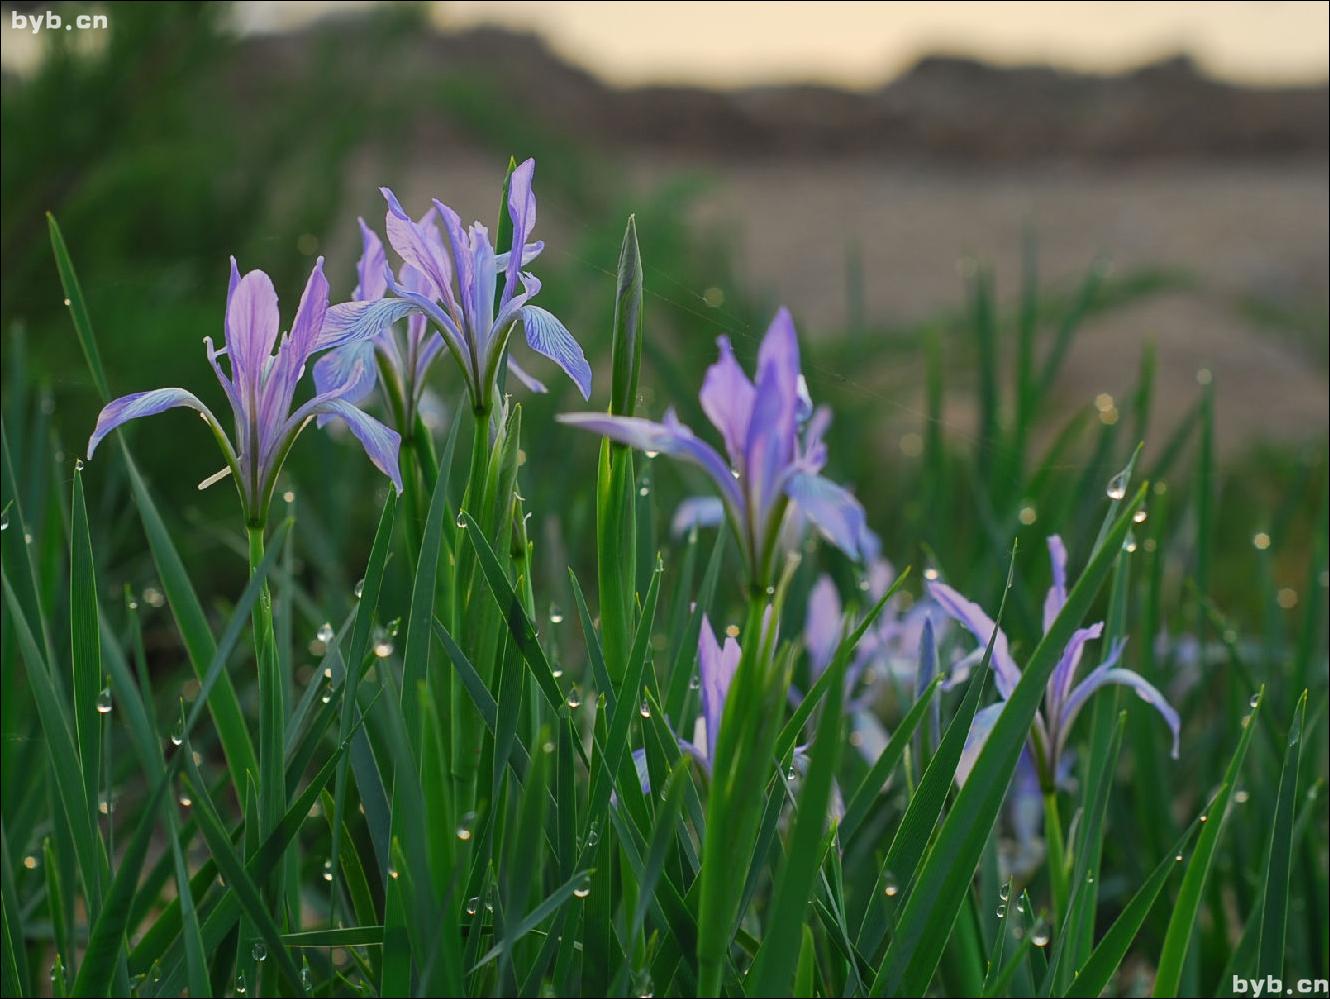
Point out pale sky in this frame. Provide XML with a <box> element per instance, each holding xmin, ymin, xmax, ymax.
<box><xmin>4</xmin><ymin>2</ymin><xmax>1328</xmax><ymax>86</ymax></box>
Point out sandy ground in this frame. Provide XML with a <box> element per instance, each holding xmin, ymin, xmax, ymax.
<box><xmin>657</xmin><ymin>157</ymin><xmax>1329</xmax><ymax>459</ymax></box>
<box><xmin>382</xmin><ymin>151</ymin><xmax>1327</xmax><ymax>458</ymax></box>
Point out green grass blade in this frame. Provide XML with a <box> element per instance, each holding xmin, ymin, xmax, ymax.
<box><xmin>748</xmin><ymin>621</ymin><xmax>848</xmax><ymax>995</ymax></box>
<box><xmin>841</xmin><ymin>675</ymin><xmax>942</xmax><ymax>843</ymax></box>
<box><xmin>1152</xmin><ymin>688</ymin><xmax>1264</xmax><ymax>997</ymax></box>
<box><xmin>873</xmin><ymin>488</ymin><xmax>1145</xmax><ymax>995</ymax></box>
<box><xmin>1256</xmin><ymin>690</ymin><xmax>1308</xmax><ymax>977</ymax></box>
<box><xmin>68</xmin><ymin>467</ymin><xmax>102</xmax><ymax>812</ymax></box>
<box><xmin>47</xmin><ymin>214</ymin><xmax>110</xmax><ymax>403</ymax></box>
<box><xmin>1065</xmin><ymin>817</ymin><xmax>1204</xmax><ymax>998</ymax></box>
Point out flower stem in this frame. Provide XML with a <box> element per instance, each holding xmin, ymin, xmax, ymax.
<box><xmin>1043</xmin><ymin>788</ymin><xmax>1069</xmax><ymax>928</ymax></box>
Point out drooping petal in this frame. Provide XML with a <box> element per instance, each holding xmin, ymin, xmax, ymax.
<box><xmin>1043</xmin><ymin>535</ymin><xmax>1069</xmax><ymax>633</ymax></box>
<box><xmin>670</xmin><ymin>496</ymin><xmax>725</xmax><ymax>537</ymax></box>
<box><xmin>698</xmin><ymin>615</ymin><xmax>741</xmax><ymax>764</ymax></box>
<box><xmin>926</xmin><ymin>581</ymin><xmax>1022</xmax><ymax>699</ymax></box>
<box><xmin>319</xmin><ymin>298</ymin><xmax>429</xmax><ymax>353</ymax></box>
<box><xmin>1061</xmin><ymin>657</ymin><xmax>1180</xmax><ymax>759</ymax></box>
<box><xmin>226</xmin><ymin>267</ymin><xmax>281</xmax><ymax>392</ymax></box>
<box><xmin>465</xmin><ymin>222</ymin><xmax>497</xmax><ymax>351</ymax></box>
<box><xmin>518</xmin><ymin>306</ymin><xmax>591</xmax><ymax>400</ymax></box>
<box><xmin>698</xmin><ymin>336</ymin><xmax>755</xmax><ymax>467</ymax></box>
<box><xmin>804</xmin><ymin>575</ymin><xmax>843</xmax><ymax>677</ymax></box>
<box><xmin>556</xmin><ymin>411</ymin><xmax>743</xmax><ymax>515</ymax></box>
<box><xmin>784</xmin><ymin>471</ymin><xmax>872</xmax><ymax>562</ymax></box>
<box><xmin>305</xmin><ymin>398</ymin><xmax>403</xmax><ymax>494</ymax></box>
<box><xmin>505</xmin><ymin>354</ymin><xmax>547</xmax><ymax>394</ymax></box>
<box><xmin>312</xmin><ymin>340</ymin><xmax>378</xmax><ymax>426</ymax></box>
<box><xmin>955</xmin><ymin>702</ymin><xmax>1005</xmax><ymax>787</ymax></box>
<box><xmin>87</xmin><ymin>388</ymin><xmax>219</xmax><ymax>459</ymax></box>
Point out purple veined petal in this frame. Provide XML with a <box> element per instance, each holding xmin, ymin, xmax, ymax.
<box><xmin>784</xmin><ymin>471</ymin><xmax>871</xmax><ymax>562</ymax></box>
<box><xmin>556</xmin><ymin>410</ymin><xmax>744</xmax><ymax>514</ymax></box>
<box><xmin>312</xmin><ymin>341</ymin><xmax>378</xmax><ymax>427</ymax></box>
<box><xmin>670</xmin><ymin>496</ymin><xmax>725</xmax><ymax>538</ymax></box>
<box><xmin>355</xmin><ymin>219</ymin><xmax>388</xmax><ymax>302</ymax></box>
<box><xmin>501</xmin><ymin>157</ymin><xmax>537</xmax><ymax>310</ymax></box>
<box><xmin>926</xmin><ymin>581</ymin><xmax>1022</xmax><ymax>700</ymax></box>
<box><xmin>698</xmin><ymin>336</ymin><xmax>755</xmax><ymax>467</ymax></box>
<box><xmin>955</xmin><ymin>701</ymin><xmax>1005</xmax><ymax>787</ymax></box>
<box><xmin>1043</xmin><ymin>535</ymin><xmax>1069</xmax><ymax>633</ymax></box>
<box><xmin>804</xmin><ymin>575</ymin><xmax>844</xmax><ymax>677</ymax></box>
<box><xmin>505</xmin><ymin>354</ymin><xmax>547</xmax><ymax>394</ymax></box>
<box><xmin>319</xmin><ymin>297</ymin><xmax>424</xmax><ymax>353</ymax></box>
<box><xmin>303</xmin><ymin>397</ymin><xmax>403</xmax><ymax>494</ymax></box>
<box><xmin>517</xmin><ymin>305</ymin><xmax>591</xmax><ymax>400</ymax></box>
<box><xmin>87</xmin><ymin>388</ymin><xmax>221</xmax><ymax>459</ymax></box>
<box><xmin>383</xmin><ymin>268</ymin><xmax>469</xmax><ymax>374</ymax></box>
<box><xmin>698</xmin><ymin>615</ymin><xmax>740</xmax><ymax>765</ymax></box>
<box><xmin>1046</xmin><ymin>621</ymin><xmax>1105</xmax><ymax>718</ymax></box>
<box><xmin>226</xmin><ymin>266</ymin><xmax>281</xmax><ymax>393</ymax></box>
<box><xmin>1060</xmin><ymin>653</ymin><xmax>1180</xmax><ymax>760</ymax></box>
<box><xmin>381</xmin><ymin>187</ymin><xmax>453</xmax><ymax>305</ymax></box>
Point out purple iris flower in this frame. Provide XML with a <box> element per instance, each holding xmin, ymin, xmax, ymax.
<box><xmin>87</xmin><ymin>258</ymin><xmax>402</xmax><ymax>523</ymax></box>
<box><xmin>933</xmin><ymin>535</ymin><xmax>1180</xmax><ymax>790</ymax></box>
<box><xmin>318</xmin><ymin>158</ymin><xmax>591</xmax><ymax>416</ymax></box>
<box><xmin>560</xmin><ymin>309</ymin><xmax>871</xmax><ymax>588</ymax></box>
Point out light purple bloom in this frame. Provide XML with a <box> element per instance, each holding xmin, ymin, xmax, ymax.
<box><xmin>796</xmin><ymin>557</ymin><xmax>944</xmax><ymax>711</ymax></box>
<box><xmin>87</xmin><ymin>258</ymin><xmax>402</xmax><ymax>521</ymax></box>
<box><xmin>560</xmin><ymin>309</ymin><xmax>871</xmax><ymax>587</ymax></box>
<box><xmin>934</xmin><ymin>535</ymin><xmax>1180</xmax><ymax>790</ymax></box>
<box><xmin>318</xmin><ymin>159</ymin><xmax>590</xmax><ymax>416</ymax></box>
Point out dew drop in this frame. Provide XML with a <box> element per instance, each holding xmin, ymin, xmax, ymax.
<box><xmin>251</xmin><ymin>940</ymin><xmax>267</xmax><ymax>962</ymax></box>
<box><xmin>388</xmin><ymin>865</ymin><xmax>400</xmax><ymax>880</ymax></box>
<box><xmin>457</xmin><ymin>811</ymin><xmax>477</xmax><ymax>841</ymax></box>
<box><xmin>170</xmin><ymin>702</ymin><xmax>186</xmax><ymax>747</ymax></box>
<box><xmin>689</xmin><ymin>675</ymin><xmax>701</xmax><ymax>691</ymax></box>
<box><xmin>996</xmin><ymin>904</ymin><xmax>1006</xmax><ymax>918</ymax></box>
<box><xmin>1122</xmin><ymin>532</ymin><xmax>1138</xmax><ymax>553</ymax></box>
<box><xmin>301</xmin><ymin>965</ymin><xmax>313</xmax><ymax>990</ymax></box>
<box><xmin>639</xmin><ymin>700</ymin><xmax>651</xmax><ymax>719</ymax></box>
<box><xmin>1175</xmin><ymin>852</ymin><xmax>1185</xmax><ymax>862</ymax></box>
<box><xmin>552</xmin><ymin>667</ymin><xmax>564</xmax><ymax>679</ymax></box>
<box><xmin>566</xmin><ymin>687</ymin><xmax>583</xmax><ymax>710</ymax></box>
<box><xmin>235</xmin><ymin>971</ymin><xmax>247</xmax><ymax>994</ymax></box>
<box><xmin>322</xmin><ymin>859</ymin><xmax>333</xmax><ymax>882</ymax></box>
<box><xmin>96</xmin><ymin>687</ymin><xmax>113</xmax><ymax>715</ymax></box>
<box><xmin>1032</xmin><ymin>929</ymin><xmax>1050</xmax><ymax>947</ymax></box>
<box><xmin>466</xmin><ymin>896</ymin><xmax>479</xmax><ymax>916</ymax></box>
<box><xmin>1249</xmin><ymin>692</ymin><xmax>1260</xmax><ymax>708</ymax></box>
<box><xmin>1133</xmin><ymin>507</ymin><xmax>1148</xmax><ymax>524</ymax></box>
<box><xmin>883</xmin><ymin>874</ymin><xmax>899</xmax><ymax>898</ymax></box>
<box><xmin>178</xmin><ymin>794</ymin><xmax>192</xmax><ymax>808</ymax></box>
<box><xmin>644</xmin><ymin>450</ymin><xmax>659</xmax><ymax>459</ymax></box>
<box><xmin>549</xmin><ymin>604</ymin><xmax>564</xmax><ymax>625</ymax></box>
<box><xmin>317</xmin><ymin>622</ymin><xmax>335</xmax><ymax>643</ymax></box>
<box><xmin>456</xmin><ymin>511</ymin><xmax>468</xmax><ymax>529</ymax></box>
<box><xmin>573</xmin><ymin>880</ymin><xmax>591</xmax><ymax>900</ymax></box>
<box><xmin>583</xmin><ymin>823</ymin><xmax>600</xmax><ymax>849</ymax></box>
<box><xmin>353</xmin><ymin>578</ymin><xmax>365</xmax><ymax>599</ymax></box>
<box><xmin>638</xmin><ymin>485</ymin><xmax>650</xmax><ymax>497</ymax></box>
<box><xmin>1106</xmin><ymin>470</ymin><xmax>1128</xmax><ymax>501</ymax></box>
<box><xmin>923</xmin><ymin>567</ymin><xmax>938</xmax><ymax>581</ymax></box>
<box><xmin>998</xmin><ymin>882</ymin><xmax>1010</xmax><ymax>901</ymax></box>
